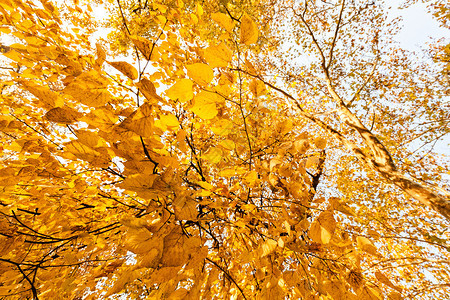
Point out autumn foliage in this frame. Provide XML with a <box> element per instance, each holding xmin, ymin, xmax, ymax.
<box><xmin>0</xmin><ymin>0</ymin><xmax>449</xmax><ymax>299</ymax></box>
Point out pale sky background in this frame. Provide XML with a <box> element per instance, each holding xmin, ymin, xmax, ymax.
<box><xmin>389</xmin><ymin>1</ymin><xmax>450</xmax><ymax>51</ymax></box>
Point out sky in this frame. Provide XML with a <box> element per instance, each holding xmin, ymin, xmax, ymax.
<box><xmin>390</xmin><ymin>1</ymin><xmax>450</xmax><ymax>51</ymax></box>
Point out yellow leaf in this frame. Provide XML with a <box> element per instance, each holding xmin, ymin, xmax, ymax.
<box><xmin>219</xmin><ymin>139</ymin><xmax>235</xmax><ymax>150</ymax></box>
<box><xmin>249</xmin><ymin>79</ymin><xmax>266</xmax><ymax>97</ymax></box>
<box><xmin>196</xmin><ymin>3</ymin><xmax>203</xmax><ymax>16</ymax></box>
<box><xmin>190</xmin><ymin>91</ymin><xmax>218</xmax><ymax>119</ymax></box>
<box><xmin>244</xmin><ymin>170</ymin><xmax>258</xmax><ymax>185</ymax></box>
<box><xmin>64</xmin><ymin>140</ymin><xmax>110</xmax><ymax>168</ymax></box>
<box><xmin>136</xmin><ymin>78</ymin><xmax>163</xmax><ymax>103</ymax></box>
<box><xmin>269</xmin><ymin>173</ymin><xmax>280</xmax><ymax>187</ymax></box>
<box><xmin>105</xmin><ymin>268</ymin><xmax>140</xmax><ymax>297</ymax></box>
<box><xmin>173</xmin><ymin>193</ymin><xmax>197</xmax><ymax>221</ymax></box>
<box><xmin>204</xmin><ymin>43</ymin><xmax>232</xmax><ymax>68</ymax></box>
<box><xmin>218</xmin><ymin>168</ymin><xmax>235</xmax><ymax>177</ymax></box>
<box><xmin>64</xmin><ymin>71</ymin><xmax>111</xmax><ymax>107</ymax></box>
<box><xmin>76</xmin><ymin>130</ymin><xmax>106</xmax><ymax>148</ymax></box>
<box><xmin>314</xmin><ymin>136</ymin><xmax>327</xmax><ymax>149</ymax></box>
<box><xmin>121</xmin><ymin>103</ymin><xmax>154</xmax><ymax>137</ymax></box>
<box><xmin>160</xmin><ymin>226</ymin><xmax>201</xmax><ymax>267</ymax></box>
<box><xmin>190</xmin><ymin>13</ymin><xmax>198</xmax><ymax>24</ymax></box>
<box><xmin>211</xmin><ymin>119</ymin><xmax>234</xmax><ymax>136</ymax></box>
<box><xmin>356</xmin><ymin>236</ymin><xmax>380</xmax><ymax>257</ymax></box>
<box><xmin>166</xmin><ymin>78</ymin><xmax>193</xmax><ymax>102</ymax></box>
<box><xmin>186</xmin><ymin>63</ymin><xmax>214</xmax><ymax>86</ymax></box>
<box><xmin>240</xmin><ymin>14</ymin><xmax>259</xmax><ymax>45</ymax></box>
<box><xmin>203</xmin><ymin>147</ymin><xmax>222</xmax><ymax>164</ymax></box>
<box><xmin>0</xmin><ymin>27</ymin><xmax>11</xmax><ymax>34</ymax></box>
<box><xmin>130</xmin><ymin>35</ymin><xmax>154</xmax><ymax>60</ymax></box>
<box><xmin>388</xmin><ymin>292</ymin><xmax>403</xmax><ymax>300</ymax></box>
<box><xmin>95</xmin><ymin>42</ymin><xmax>106</xmax><ymax>66</ymax></box>
<box><xmin>2</xmin><ymin>50</ymin><xmax>24</xmax><ymax>64</ymax></box>
<box><xmin>44</xmin><ymin>106</ymin><xmax>81</xmax><ymax>124</ymax></box>
<box><xmin>260</xmin><ymin>239</ymin><xmax>277</xmax><ymax>257</ymax></box>
<box><xmin>358</xmin><ymin>285</ymin><xmax>382</xmax><ymax>300</ymax></box>
<box><xmin>197</xmin><ymin>181</ymin><xmax>214</xmax><ymax>190</ymax></box>
<box><xmin>82</xmin><ymin>107</ymin><xmax>118</xmax><ymax>130</ymax></box>
<box><xmin>20</xmin><ymin>81</ymin><xmax>57</xmax><ymax>108</ymax></box>
<box><xmin>211</xmin><ymin>12</ymin><xmax>234</xmax><ymax>32</ymax></box>
<box><xmin>119</xmin><ymin>173</ymin><xmax>158</xmax><ymax>192</ymax></box>
<box><xmin>305</xmin><ymin>156</ymin><xmax>320</xmax><ymax>168</ymax></box>
<box><xmin>294</xmin><ymin>139</ymin><xmax>309</xmax><ymax>153</ymax></box>
<box><xmin>169</xmin><ymin>288</ymin><xmax>188</xmax><ymax>300</ymax></box>
<box><xmin>375</xmin><ymin>271</ymin><xmax>402</xmax><ymax>292</ymax></box>
<box><xmin>323</xmin><ymin>280</ymin><xmax>347</xmax><ymax>300</ymax></box>
<box><xmin>335</xmin><ymin>201</ymin><xmax>357</xmax><ymax>217</ymax></box>
<box><xmin>309</xmin><ymin>211</ymin><xmax>336</xmax><ymax>244</ymax></box>
<box><xmin>157</xmin><ymin>15</ymin><xmax>166</xmax><ymax>24</ymax></box>
<box><xmin>139</xmin><ymin>248</ymin><xmax>161</xmax><ymax>268</ymax></box>
<box><xmin>108</xmin><ymin>61</ymin><xmax>138</xmax><ymax>80</ymax></box>
<box><xmin>160</xmin><ymin>114</ymin><xmax>179</xmax><ymax>128</ymax></box>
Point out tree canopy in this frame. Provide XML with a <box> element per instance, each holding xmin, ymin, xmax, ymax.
<box><xmin>0</xmin><ymin>0</ymin><xmax>449</xmax><ymax>299</ymax></box>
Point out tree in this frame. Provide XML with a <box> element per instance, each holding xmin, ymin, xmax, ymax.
<box><xmin>0</xmin><ymin>0</ymin><xmax>449</xmax><ymax>299</ymax></box>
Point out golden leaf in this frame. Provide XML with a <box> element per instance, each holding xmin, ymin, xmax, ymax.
<box><xmin>130</xmin><ymin>35</ymin><xmax>154</xmax><ymax>60</ymax></box>
<box><xmin>218</xmin><ymin>168</ymin><xmax>236</xmax><ymax>177</ymax></box>
<box><xmin>160</xmin><ymin>226</ymin><xmax>201</xmax><ymax>267</ymax></box>
<box><xmin>76</xmin><ymin>130</ymin><xmax>106</xmax><ymax>148</ymax></box>
<box><xmin>249</xmin><ymin>79</ymin><xmax>266</xmax><ymax>97</ymax></box>
<box><xmin>45</xmin><ymin>106</ymin><xmax>81</xmax><ymax>124</ymax></box>
<box><xmin>82</xmin><ymin>107</ymin><xmax>118</xmax><ymax>130</ymax></box>
<box><xmin>211</xmin><ymin>12</ymin><xmax>234</xmax><ymax>32</ymax></box>
<box><xmin>95</xmin><ymin>42</ymin><xmax>106</xmax><ymax>67</ymax></box>
<box><xmin>309</xmin><ymin>211</ymin><xmax>336</xmax><ymax>244</ymax></box>
<box><xmin>240</xmin><ymin>14</ymin><xmax>259</xmax><ymax>45</ymax></box>
<box><xmin>335</xmin><ymin>201</ymin><xmax>357</xmax><ymax>217</ymax></box>
<box><xmin>323</xmin><ymin>280</ymin><xmax>346</xmax><ymax>300</ymax></box>
<box><xmin>190</xmin><ymin>91</ymin><xmax>218</xmax><ymax>119</ymax></box>
<box><xmin>204</xmin><ymin>43</ymin><xmax>232</xmax><ymax>68</ymax></box>
<box><xmin>294</xmin><ymin>139</ymin><xmax>309</xmax><ymax>154</ymax></box>
<box><xmin>64</xmin><ymin>71</ymin><xmax>111</xmax><ymax>107</ymax></box>
<box><xmin>168</xmin><ymin>288</ymin><xmax>188</xmax><ymax>300</ymax></box>
<box><xmin>105</xmin><ymin>268</ymin><xmax>140</xmax><ymax>297</ymax></box>
<box><xmin>108</xmin><ymin>61</ymin><xmax>138</xmax><ymax>80</ymax></box>
<box><xmin>139</xmin><ymin>248</ymin><xmax>161</xmax><ymax>268</ymax></box>
<box><xmin>347</xmin><ymin>269</ymin><xmax>364</xmax><ymax>291</ymax></box>
<box><xmin>388</xmin><ymin>292</ymin><xmax>403</xmax><ymax>300</ymax></box>
<box><xmin>203</xmin><ymin>147</ymin><xmax>222</xmax><ymax>164</ymax></box>
<box><xmin>173</xmin><ymin>193</ymin><xmax>197</xmax><ymax>221</ymax></box>
<box><xmin>305</xmin><ymin>156</ymin><xmax>320</xmax><ymax>168</ymax></box>
<box><xmin>260</xmin><ymin>239</ymin><xmax>278</xmax><ymax>257</ymax></box>
<box><xmin>55</xmin><ymin>54</ymin><xmax>83</xmax><ymax>76</ymax></box>
<box><xmin>219</xmin><ymin>139</ymin><xmax>235</xmax><ymax>150</ymax></box>
<box><xmin>358</xmin><ymin>285</ymin><xmax>382</xmax><ymax>300</ymax></box>
<box><xmin>121</xmin><ymin>103</ymin><xmax>154</xmax><ymax>137</ymax></box>
<box><xmin>159</xmin><ymin>114</ymin><xmax>179</xmax><ymax>128</ymax></box>
<box><xmin>356</xmin><ymin>236</ymin><xmax>380</xmax><ymax>257</ymax></box>
<box><xmin>375</xmin><ymin>271</ymin><xmax>402</xmax><ymax>292</ymax></box>
<box><xmin>186</xmin><ymin>63</ymin><xmax>214</xmax><ymax>86</ymax></box>
<box><xmin>314</xmin><ymin>137</ymin><xmax>327</xmax><ymax>149</ymax></box>
<box><xmin>136</xmin><ymin>78</ymin><xmax>163</xmax><ymax>103</ymax></box>
<box><xmin>244</xmin><ymin>170</ymin><xmax>258</xmax><ymax>185</ymax></box>
<box><xmin>64</xmin><ymin>140</ymin><xmax>110</xmax><ymax>167</ymax></box>
<box><xmin>119</xmin><ymin>173</ymin><xmax>158</xmax><ymax>193</ymax></box>
<box><xmin>20</xmin><ymin>81</ymin><xmax>57</xmax><ymax>108</ymax></box>
<box><xmin>211</xmin><ymin>119</ymin><xmax>234</xmax><ymax>136</ymax></box>
<box><xmin>166</xmin><ymin>78</ymin><xmax>193</xmax><ymax>102</ymax></box>
<box><xmin>269</xmin><ymin>173</ymin><xmax>280</xmax><ymax>187</ymax></box>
